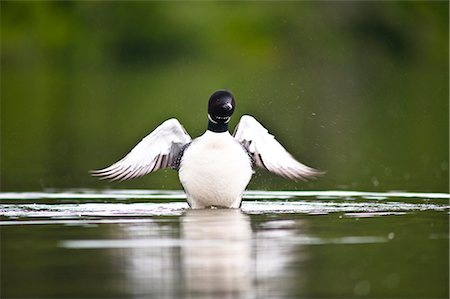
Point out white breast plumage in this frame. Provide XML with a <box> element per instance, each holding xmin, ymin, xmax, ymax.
<box><xmin>178</xmin><ymin>131</ymin><xmax>253</xmax><ymax>208</ymax></box>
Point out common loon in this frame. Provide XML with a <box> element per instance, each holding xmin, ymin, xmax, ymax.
<box><xmin>91</xmin><ymin>90</ymin><xmax>322</xmax><ymax>208</ymax></box>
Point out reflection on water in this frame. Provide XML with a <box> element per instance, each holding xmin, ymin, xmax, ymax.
<box><xmin>181</xmin><ymin>209</ymin><xmax>252</xmax><ymax>299</ymax></box>
<box><xmin>254</xmin><ymin>218</ymin><xmax>308</xmax><ymax>298</ymax></box>
<box><xmin>116</xmin><ymin>222</ymin><xmax>182</xmax><ymax>299</ymax></box>
<box><xmin>1</xmin><ymin>190</ymin><xmax>449</xmax><ymax>298</ymax></box>
<box><xmin>62</xmin><ymin>221</ymin><xmax>184</xmax><ymax>298</ymax></box>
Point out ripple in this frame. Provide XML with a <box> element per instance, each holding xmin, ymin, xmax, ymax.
<box><xmin>1</xmin><ymin>190</ymin><xmax>448</xmax><ymax>225</ymax></box>
<box><xmin>241</xmin><ymin>200</ymin><xmax>448</xmax><ymax>215</ymax></box>
<box><xmin>0</xmin><ymin>202</ymin><xmax>188</xmax><ymax>219</ymax></box>
<box><xmin>0</xmin><ymin>200</ymin><xmax>448</xmax><ymax>225</ymax></box>
<box><xmin>59</xmin><ymin>235</ymin><xmax>389</xmax><ymax>250</ymax></box>
<box><xmin>0</xmin><ymin>189</ymin><xmax>448</xmax><ymax>200</ymax></box>
<box><xmin>0</xmin><ymin>190</ymin><xmax>187</xmax><ymax>200</ymax></box>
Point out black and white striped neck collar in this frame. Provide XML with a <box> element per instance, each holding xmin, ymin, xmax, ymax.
<box><xmin>207</xmin><ymin>114</ymin><xmax>229</xmax><ymax>133</ymax></box>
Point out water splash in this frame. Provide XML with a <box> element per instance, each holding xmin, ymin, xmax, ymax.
<box><xmin>0</xmin><ymin>189</ymin><xmax>448</xmax><ymax>200</ymax></box>
<box><xmin>0</xmin><ymin>190</ymin><xmax>448</xmax><ymax>225</ymax></box>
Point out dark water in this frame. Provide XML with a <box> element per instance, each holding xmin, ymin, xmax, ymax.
<box><xmin>1</xmin><ymin>190</ymin><xmax>449</xmax><ymax>298</ymax></box>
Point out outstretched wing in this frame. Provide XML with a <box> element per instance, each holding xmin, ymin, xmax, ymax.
<box><xmin>91</xmin><ymin>118</ymin><xmax>191</xmax><ymax>181</ymax></box>
<box><xmin>233</xmin><ymin>115</ymin><xmax>323</xmax><ymax>181</ymax></box>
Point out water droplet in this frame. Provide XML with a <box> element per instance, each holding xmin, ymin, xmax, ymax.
<box><xmin>353</xmin><ymin>280</ymin><xmax>371</xmax><ymax>296</ymax></box>
<box><xmin>383</xmin><ymin>273</ymin><xmax>400</xmax><ymax>289</ymax></box>
<box><xmin>371</xmin><ymin>177</ymin><xmax>379</xmax><ymax>187</ymax></box>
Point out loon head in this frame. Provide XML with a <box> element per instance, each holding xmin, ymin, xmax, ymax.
<box><xmin>208</xmin><ymin>90</ymin><xmax>235</xmax><ymax>124</ymax></box>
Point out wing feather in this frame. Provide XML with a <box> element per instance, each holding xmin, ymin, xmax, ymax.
<box><xmin>233</xmin><ymin>115</ymin><xmax>323</xmax><ymax>181</ymax></box>
<box><xmin>91</xmin><ymin>118</ymin><xmax>191</xmax><ymax>181</ymax></box>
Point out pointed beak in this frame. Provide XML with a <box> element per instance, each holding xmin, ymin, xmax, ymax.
<box><xmin>223</xmin><ymin>102</ymin><xmax>233</xmax><ymax>112</ymax></box>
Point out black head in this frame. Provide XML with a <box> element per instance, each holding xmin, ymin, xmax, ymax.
<box><xmin>208</xmin><ymin>90</ymin><xmax>235</xmax><ymax>124</ymax></box>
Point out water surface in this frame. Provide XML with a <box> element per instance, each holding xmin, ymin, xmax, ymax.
<box><xmin>1</xmin><ymin>190</ymin><xmax>448</xmax><ymax>298</ymax></box>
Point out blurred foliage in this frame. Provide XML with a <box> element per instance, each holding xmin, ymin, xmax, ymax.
<box><xmin>1</xmin><ymin>1</ymin><xmax>448</xmax><ymax>192</ymax></box>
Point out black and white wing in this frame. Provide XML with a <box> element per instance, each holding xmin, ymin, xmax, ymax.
<box><xmin>91</xmin><ymin>118</ymin><xmax>191</xmax><ymax>181</ymax></box>
<box><xmin>233</xmin><ymin>115</ymin><xmax>323</xmax><ymax>181</ymax></box>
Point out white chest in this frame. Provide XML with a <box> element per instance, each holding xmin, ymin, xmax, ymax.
<box><xmin>178</xmin><ymin>131</ymin><xmax>253</xmax><ymax>208</ymax></box>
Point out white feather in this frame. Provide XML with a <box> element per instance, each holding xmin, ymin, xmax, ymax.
<box><xmin>233</xmin><ymin>115</ymin><xmax>323</xmax><ymax>181</ymax></box>
<box><xmin>91</xmin><ymin>118</ymin><xmax>191</xmax><ymax>181</ymax></box>
<box><xmin>179</xmin><ymin>131</ymin><xmax>253</xmax><ymax>208</ymax></box>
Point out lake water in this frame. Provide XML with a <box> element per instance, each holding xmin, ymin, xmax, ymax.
<box><xmin>1</xmin><ymin>190</ymin><xmax>448</xmax><ymax>298</ymax></box>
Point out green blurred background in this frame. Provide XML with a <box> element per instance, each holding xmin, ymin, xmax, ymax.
<box><xmin>1</xmin><ymin>1</ymin><xmax>448</xmax><ymax>192</ymax></box>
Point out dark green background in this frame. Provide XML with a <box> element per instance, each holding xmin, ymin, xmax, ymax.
<box><xmin>1</xmin><ymin>1</ymin><xmax>448</xmax><ymax>192</ymax></box>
